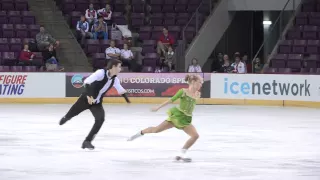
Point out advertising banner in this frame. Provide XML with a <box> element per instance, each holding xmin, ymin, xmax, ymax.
<box><xmin>0</xmin><ymin>73</ymin><xmax>65</xmax><ymax>98</ymax></box>
<box><xmin>211</xmin><ymin>74</ymin><xmax>320</xmax><ymax>101</ymax></box>
<box><xmin>66</xmin><ymin>73</ymin><xmax>211</xmax><ymax>98</ymax></box>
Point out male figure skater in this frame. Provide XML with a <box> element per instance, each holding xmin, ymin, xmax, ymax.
<box><xmin>59</xmin><ymin>59</ymin><xmax>130</xmax><ymax>150</ymax></box>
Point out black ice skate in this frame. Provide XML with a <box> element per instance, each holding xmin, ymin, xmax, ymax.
<box><xmin>82</xmin><ymin>141</ymin><xmax>95</xmax><ymax>150</ymax></box>
<box><xmin>59</xmin><ymin>116</ymin><xmax>70</xmax><ymax>125</ymax></box>
<box><xmin>175</xmin><ymin>156</ymin><xmax>192</xmax><ymax>162</ymax></box>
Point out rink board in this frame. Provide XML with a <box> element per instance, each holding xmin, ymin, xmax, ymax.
<box><xmin>0</xmin><ymin>72</ymin><xmax>320</xmax><ymax>108</ymax></box>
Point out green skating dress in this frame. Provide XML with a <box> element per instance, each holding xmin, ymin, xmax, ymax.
<box><xmin>166</xmin><ymin>89</ymin><xmax>197</xmax><ymax>129</ymax></box>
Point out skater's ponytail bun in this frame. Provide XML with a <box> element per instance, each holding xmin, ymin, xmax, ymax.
<box><xmin>185</xmin><ymin>74</ymin><xmax>198</xmax><ymax>84</ymax></box>
<box><xmin>185</xmin><ymin>74</ymin><xmax>192</xmax><ymax>83</ymax></box>
<box><xmin>185</xmin><ymin>74</ymin><xmax>203</xmax><ymax>84</ymax></box>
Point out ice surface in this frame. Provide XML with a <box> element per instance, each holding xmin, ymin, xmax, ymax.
<box><xmin>0</xmin><ymin>104</ymin><xmax>320</xmax><ymax>180</ymax></box>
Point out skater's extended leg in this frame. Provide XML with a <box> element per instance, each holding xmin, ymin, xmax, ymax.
<box><xmin>127</xmin><ymin>121</ymin><xmax>174</xmax><ymax>141</ymax></box>
<box><xmin>142</xmin><ymin>120</ymin><xmax>174</xmax><ymax>134</ymax></box>
<box><xmin>182</xmin><ymin>124</ymin><xmax>199</xmax><ymax>149</ymax></box>
<box><xmin>82</xmin><ymin>104</ymin><xmax>105</xmax><ymax>149</ymax></box>
<box><xmin>60</xmin><ymin>95</ymin><xmax>89</xmax><ymax>125</ymax></box>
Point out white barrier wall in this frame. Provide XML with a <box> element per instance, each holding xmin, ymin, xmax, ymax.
<box><xmin>0</xmin><ymin>73</ymin><xmax>65</xmax><ymax>98</ymax></box>
<box><xmin>0</xmin><ymin>72</ymin><xmax>319</xmax><ymax>108</ymax></box>
<box><xmin>211</xmin><ymin>74</ymin><xmax>318</xmax><ymax>102</ymax></box>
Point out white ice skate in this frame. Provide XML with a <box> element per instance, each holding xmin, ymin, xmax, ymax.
<box><xmin>175</xmin><ymin>149</ymin><xmax>192</xmax><ymax>162</ymax></box>
<box><xmin>127</xmin><ymin>131</ymin><xmax>143</xmax><ymax>141</ymax></box>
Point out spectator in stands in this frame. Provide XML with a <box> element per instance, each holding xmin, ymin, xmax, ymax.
<box><xmin>42</xmin><ymin>44</ymin><xmax>61</xmax><ymax>71</ymax></box>
<box><xmin>242</xmin><ymin>54</ymin><xmax>248</xmax><ymax>73</ymax></box>
<box><xmin>220</xmin><ymin>54</ymin><xmax>234</xmax><ymax>73</ymax></box>
<box><xmin>85</xmin><ymin>4</ymin><xmax>97</xmax><ymax>30</ymax></box>
<box><xmin>18</xmin><ymin>44</ymin><xmax>36</xmax><ymax>66</ymax></box>
<box><xmin>36</xmin><ymin>26</ymin><xmax>59</xmax><ymax>51</ymax></box>
<box><xmin>163</xmin><ymin>46</ymin><xmax>176</xmax><ymax>72</ymax></box>
<box><xmin>211</xmin><ymin>52</ymin><xmax>223</xmax><ymax>72</ymax></box>
<box><xmin>76</xmin><ymin>15</ymin><xmax>92</xmax><ymax>46</ymax></box>
<box><xmin>85</xmin><ymin>3</ymin><xmax>97</xmax><ymax>30</ymax></box>
<box><xmin>188</xmin><ymin>58</ymin><xmax>202</xmax><ymax>73</ymax></box>
<box><xmin>120</xmin><ymin>43</ymin><xmax>134</xmax><ymax>70</ymax></box>
<box><xmin>98</xmin><ymin>4</ymin><xmax>112</xmax><ymax>25</ymax></box>
<box><xmin>157</xmin><ymin>27</ymin><xmax>174</xmax><ymax>57</ymax></box>
<box><xmin>231</xmin><ymin>55</ymin><xmax>245</xmax><ymax>73</ymax></box>
<box><xmin>93</xmin><ymin>16</ymin><xmax>108</xmax><ymax>40</ymax></box>
<box><xmin>253</xmin><ymin>58</ymin><xmax>262</xmax><ymax>73</ymax></box>
<box><xmin>105</xmin><ymin>40</ymin><xmax>120</xmax><ymax>60</ymax></box>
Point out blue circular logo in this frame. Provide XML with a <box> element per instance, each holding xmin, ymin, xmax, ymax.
<box><xmin>71</xmin><ymin>74</ymin><xmax>84</xmax><ymax>88</ymax></box>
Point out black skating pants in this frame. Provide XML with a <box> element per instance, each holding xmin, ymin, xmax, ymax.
<box><xmin>65</xmin><ymin>94</ymin><xmax>105</xmax><ymax>142</ymax></box>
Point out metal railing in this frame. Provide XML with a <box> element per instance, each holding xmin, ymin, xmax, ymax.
<box><xmin>251</xmin><ymin>0</ymin><xmax>300</xmax><ymax>73</ymax></box>
<box><xmin>175</xmin><ymin>0</ymin><xmax>216</xmax><ymax>72</ymax></box>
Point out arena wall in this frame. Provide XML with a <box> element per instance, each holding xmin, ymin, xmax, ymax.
<box><xmin>0</xmin><ymin>72</ymin><xmax>319</xmax><ymax>108</ymax></box>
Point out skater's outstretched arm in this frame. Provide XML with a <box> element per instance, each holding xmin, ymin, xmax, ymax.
<box><xmin>113</xmin><ymin>77</ymin><xmax>130</xmax><ymax>103</ymax></box>
<box><xmin>152</xmin><ymin>89</ymin><xmax>184</xmax><ymax>111</ymax></box>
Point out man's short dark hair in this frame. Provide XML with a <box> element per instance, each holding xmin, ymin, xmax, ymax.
<box><xmin>106</xmin><ymin>59</ymin><xmax>122</xmax><ymax>70</ymax></box>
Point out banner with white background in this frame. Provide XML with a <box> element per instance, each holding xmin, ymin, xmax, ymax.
<box><xmin>211</xmin><ymin>74</ymin><xmax>320</xmax><ymax>102</ymax></box>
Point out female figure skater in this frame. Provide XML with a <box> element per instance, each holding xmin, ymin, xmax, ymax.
<box><xmin>127</xmin><ymin>74</ymin><xmax>203</xmax><ymax>162</ymax></box>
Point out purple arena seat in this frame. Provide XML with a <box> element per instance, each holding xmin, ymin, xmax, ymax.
<box><xmin>100</xmin><ymin>40</ymin><xmax>111</xmax><ymax>51</ymax></box>
<box><xmin>150</xmin><ymin>0</ymin><xmax>164</xmax><ymax>5</ymax></box>
<box><xmin>287</xmin><ymin>54</ymin><xmax>302</xmax><ymax>68</ymax></box>
<box><xmin>278</xmin><ymin>40</ymin><xmax>292</xmax><ymax>54</ymax></box>
<box><xmin>11</xmin><ymin>66</ymin><xmax>23</xmax><ymax>72</ymax></box>
<box><xmin>278</xmin><ymin>68</ymin><xmax>292</xmax><ymax>74</ymax></box>
<box><xmin>150</xmin><ymin>13</ymin><xmax>163</xmax><ymax>26</ymax></box>
<box><xmin>2</xmin><ymin>24</ymin><xmax>14</xmax><ymax>38</ymax></box>
<box><xmin>302</xmin><ymin>25</ymin><xmax>318</xmax><ymax>39</ymax></box>
<box><xmin>142</xmin><ymin>66</ymin><xmax>154</xmax><ymax>72</ymax></box>
<box><xmin>292</xmin><ymin>40</ymin><xmax>306</xmax><ymax>54</ymax></box>
<box><xmin>131</xmin><ymin>13</ymin><xmax>145</xmax><ymax>27</ymax></box>
<box><xmin>2</xmin><ymin>52</ymin><xmax>17</xmax><ymax>66</ymax></box>
<box><xmin>1</xmin><ymin>1</ymin><xmax>15</xmax><ymax>11</ymax></box>
<box><xmin>86</xmin><ymin>39</ymin><xmax>101</xmax><ymax>54</ymax></box>
<box><xmin>0</xmin><ymin>66</ymin><xmax>10</xmax><ymax>72</ymax></box>
<box><xmin>21</xmin><ymin>11</ymin><xmax>35</xmax><ymax>24</ymax></box>
<box><xmin>163</xmin><ymin>13</ymin><xmax>176</xmax><ymax>26</ymax></box>
<box><xmin>270</xmin><ymin>54</ymin><xmax>287</xmax><ymax>68</ymax></box>
<box><xmin>15</xmin><ymin>0</ymin><xmax>29</xmax><ymax>11</ymax></box>
<box><xmin>295</xmin><ymin>12</ymin><xmax>308</xmax><ymax>26</ymax></box>
<box><xmin>304</xmin><ymin>54</ymin><xmax>319</xmax><ymax>68</ymax></box>
<box><xmin>164</xmin><ymin>0</ymin><xmax>176</xmax><ymax>5</ymax></box>
<box><xmin>306</xmin><ymin>40</ymin><xmax>320</xmax><ymax>54</ymax></box>
<box><xmin>28</xmin><ymin>24</ymin><xmax>40</xmax><ymax>38</ymax></box>
<box><xmin>9</xmin><ymin>38</ymin><xmax>22</xmax><ymax>52</ymax></box>
<box><xmin>0</xmin><ymin>11</ymin><xmax>7</xmax><ymax>24</ymax></box>
<box><xmin>24</xmin><ymin>66</ymin><xmax>37</xmax><ymax>72</ymax></box>
<box><xmin>8</xmin><ymin>11</ymin><xmax>21</xmax><ymax>24</ymax></box>
<box><xmin>264</xmin><ymin>67</ymin><xmax>278</xmax><ymax>74</ymax></box>
<box><xmin>0</xmin><ymin>38</ymin><xmax>9</xmax><ymax>52</ymax></box>
<box><xmin>286</xmin><ymin>26</ymin><xmax>302</xmax><ymax>40</ymax></box>
<box><xmin>16</xmin><ymin>24</ymin><xmax>28</xmax><ymax>38</ymax></box>
<box><xmin>143</xmin><ymin>52</ymin><xmax>159</xmax><ymax>68</ymax></box>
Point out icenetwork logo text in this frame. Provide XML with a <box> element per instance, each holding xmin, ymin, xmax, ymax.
<box><xmin>224</xmin><ymin>78</ymin><xmax>310</xmax><ymax>96</ymax></box>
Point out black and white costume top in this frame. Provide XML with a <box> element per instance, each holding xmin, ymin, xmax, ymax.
<box><xmin>83</xmin><ymin>69</ymin><xmax>126</xmax><ymax>104</ymax></box>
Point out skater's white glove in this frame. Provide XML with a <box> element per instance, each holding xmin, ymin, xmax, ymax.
<box><xmin>87</xmin><ymin>96</ymin><xmax>94</xmax><ymax>105</ymax></box>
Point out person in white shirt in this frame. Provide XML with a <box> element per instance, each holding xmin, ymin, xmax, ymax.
<box><xmin>188</xmin><ymin>58</ymin><xmax>202</xmax><ymax>73</ymax></box>
<box><xmin>120</xmin><ymin>43</ymin><xmax>134</xmax><ymax>70</ymax></box>
<box><xmin>231</xmin><ymin>56</ymin><xmax>245</xmax><ymax>73</ymax></box>
<box><xmin>105</xmin><ymin>40</ymin><xmax>120</xmax><ymax>60</ymax></box>
<box><xmin>97</xmin><ymin>4</ymin><xmax>112</xmax><ymax>25</ymax></box>
<box><xmin>85</xmin><ymin>3</ymin><xmax>97</xmax><ymax>29</ymax></box>
<box><xmin>76</xmin><ymin>15</ymin><xmax>92</xmax><ymax>45</ymax></box>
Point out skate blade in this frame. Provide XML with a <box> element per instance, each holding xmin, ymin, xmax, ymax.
<box><xmin>175</xmin><ymin>156</ymin><xmax>192</xmax><ymax>163</ymax></box>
